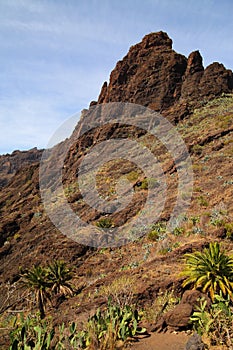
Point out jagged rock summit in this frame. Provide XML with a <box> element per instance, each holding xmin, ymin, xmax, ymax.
<box><xmin>96</xmin><ymin>31</ymin><xmax>233</xmax><ymax>120</ymax></box>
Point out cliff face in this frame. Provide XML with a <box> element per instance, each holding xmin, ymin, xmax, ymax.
<box><xmin>0</xmin><ymin>148</ymin><xmax>43</xmax><ymax>189</ymax></box>
<box><xmin>97</xmin><ymin>32</ymin><xmax>186</xmax><ymax>111</ymax></box>
<box><xmin>96</xmin><ymin>31</ymin><xmax>233</xmax><ymax>120</ymax></box>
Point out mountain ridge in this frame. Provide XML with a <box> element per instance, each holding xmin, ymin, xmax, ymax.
<box><xmin>0</xmin><ymin>31</ymin><xmax>233</xmax><ymax>349</ymax></box>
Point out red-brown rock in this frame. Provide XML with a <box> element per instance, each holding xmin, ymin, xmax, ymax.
<box><xmin>97</xmin><ymin>31</ymin><xmax>233</xmax><ymax>120</ymax></box>
<box><xmin>181</xmin><ymin>290</ymin><xmax>211</xmax><ymax>309</ymax></box>
<box><xmin>164</xmin><ymin>303</ymin><xmax>193</xmax><ymax>328</ymax></box>
<box><xmin>97</xmin><ymin>31</ymin><xmax>187</xmax><ymax>111</ymax></box>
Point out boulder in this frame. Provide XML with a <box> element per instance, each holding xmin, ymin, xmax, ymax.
<box><xmin>164</xmin><ymin>303</ymin><xmax>193</xmax><ymax>328</ymax></box>
<box><xmin>181</xmin><ymin>290</ymin><xmax>211</xmax><ymax>309</ymax></box>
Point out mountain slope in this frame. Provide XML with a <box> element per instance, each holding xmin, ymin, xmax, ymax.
<box><xmin>0</xmin><ymin>32</ymin><xmax>233</xmax><ymax>348</ymax></box>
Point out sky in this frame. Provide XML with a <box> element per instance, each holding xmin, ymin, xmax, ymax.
<box><xmin>0</xmin><ymin>0</ymin><xmax>233</xmax><ymax>155</ymax></box>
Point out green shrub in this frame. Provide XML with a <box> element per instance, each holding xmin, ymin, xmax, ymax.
<box><xmin>78</xmin><ymin>300</ymin><xmax>146</xmax><ymax>348</ymax></box>
<box><xmin>9</xmin><ymin>314</ymin><xmax>55</xmax><ymax>350</ymax></box>
<box><xmin>181</xmin><ymin>242</ymin><xmax>233</xmax><ymax>301</ymax></box>
<box><xmin>140</xmin><ymin>179</ymin><xmax>148</xmax><ymax>190</ymax></box>
<box><xmin>20</xmin><ymin>265</ymin><xmax>51</xmax><ymax>319</ymax></box>
<box><xmin>20</xmin><ymin>261</ymin><xmax>74</xmax><ymax>318</ymax></box>
<box><xmin>225</xmin><ymin>223</ymin><xmax>233</xmax><ymax>239</ymax></box>
<box><xmin>136</xmin><ymin>177</ymin><xmax>159</xmax><ymax>190</ymax></box>
<box><xmin>190</xmin><ymin>216</ymin><xmax>200</xmax><ymax>226</ymax></box>
<box><xmin>147</xmin><ymin>230</ymin><xmax>160</xmax><ymax>241</ymax></box>
<box><xmin>197</xmin><ymin>195</ymin><xmax>209</xmax><ymax>207</ymax></box>
<box><xmin>47</xmin><ymin>260</ymin><xmax>74</xmax><ymax>297</ymax></box>
<box><xmin>172</xmin><ymin>227</ymin><xmax>184</xmax><ymax>236</ymax></box>
<box><xmin>126</xmin><ymin>170</ymin><xmax>141</xmax><ymax>182</ymax></box>
<box><xmin>8</xmin><ymin>301</ymin><xmax>146</xmax><ymax>349</ymax></box>
<box><xmin>9</xmin><ymin>314</ymin><xmax>82</xmax><ymax>349</ymax></box>
<box><xmin>210</xmin><ymin>218</ymin><xmax>225</xmax><ymax>227</ymax></box>
<box><xmin>190</xmin><ymin>294</ymin><xmax>233</xmax><ymax>347</ymax></box>
<box><xmin>96</xmin><ymin>217</ymin><xmax>113</xmax><ymax>228</ymax></box>
<box><xmin>147</xmin><ymin>222</ymin><xmax>166</xmax><ymax>241</ymax></box>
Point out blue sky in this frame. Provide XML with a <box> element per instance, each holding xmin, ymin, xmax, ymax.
<box><xmin>0</xmin><ymin>0</ymin><xmax>232</xmax><ymax>154</ymax></box>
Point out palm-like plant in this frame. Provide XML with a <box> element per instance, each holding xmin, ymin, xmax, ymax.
<box><xmin>47</xmin><ymin>260</ymin><xmax>74</xmax><ymax>297</ymax></box>
<box><xmin>20</xmin><ymin>265</ymin><xmax>52</xmax><ymax>318</ymax></box>
<box><xmin>181</xmin><ymin>242</ymin><xmax>233</xmax><ymax>301</ymax></box>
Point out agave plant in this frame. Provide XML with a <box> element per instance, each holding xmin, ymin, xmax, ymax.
<box><xmin>181</xmin><ymin>242</ymin><xmax>233</xmax><ymax>301</ymax></box>
<box><xmin>20</xmin><ymin>265</ymin><xmax>52</xmax><ymax>318</ymax></box>
<box><xmin>47</xmin><ymin>260</ymin><xmax>74</xmax><ymax>297</ymax></box>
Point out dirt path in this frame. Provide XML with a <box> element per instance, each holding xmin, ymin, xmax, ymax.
<box><xmin>129</xmin><ymin>332</ymin><xmax>190</xmax><ymax>350</ymax></box>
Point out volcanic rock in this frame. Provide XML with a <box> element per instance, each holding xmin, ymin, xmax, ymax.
<box><xmin>180</xmin><ymin>290</ymin><xmax>211</xmax><ymax>309</ymax></box>
<box><xmin>164</xmin><ymin>303</ymin><xmax>193</xmax><ymax>328</ymax></box>
<box><xmin>96</xmin><ymin>31</ymin><xmax>233</xmax><ymax>120</ymax></box>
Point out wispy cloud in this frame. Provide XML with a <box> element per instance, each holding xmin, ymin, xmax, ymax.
<box><xmin>0</xmin><ymin>0</ymin><xmax>232</xmax><ymax>154</ymax></box>
<box><xmin>0</xmin><ymin>65</ymin><xmax>106</xmax><ymax>153</ymax></box>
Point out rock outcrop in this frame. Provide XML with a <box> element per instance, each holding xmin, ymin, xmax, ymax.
<box><xmin>96</xmin><ymin>31</ymin><xmax>233</xmax><ymax>120</ymax></box>
<box><xmin>0</xmin><ymin>148</ymin><xmax>42</xmax><ymax>188</ymax></box>
<box><xmin>97</xmin><ymin>31</ymin><xmax>187</xmax><ymax>112</ymax></box>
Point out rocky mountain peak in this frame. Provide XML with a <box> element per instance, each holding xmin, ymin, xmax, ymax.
<box><xmin>185</xmin><ymin>50</ymin><xmax>204</xmax><ymax>75</ymax></box>
<box><xmin>96</xmin><ymin>31</ymin><xmax>233</xmax><ymax>121</ymax></box>
<box><xmin>138</xmin><ymin>31</ymin><xmax>172</xmax><ymax>49</ymax></box>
